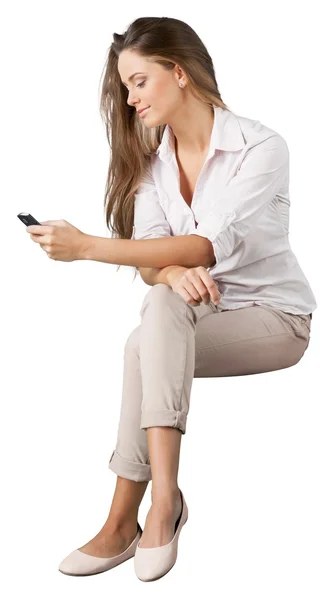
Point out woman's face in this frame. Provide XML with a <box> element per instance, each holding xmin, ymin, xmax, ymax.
<box><xmin>117</xmin><ymin>50</ymin><xmax>184</xmax><ymax>127</ymax></box>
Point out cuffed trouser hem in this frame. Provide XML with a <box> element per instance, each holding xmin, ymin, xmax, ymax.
<box><xmin>140</xmin><ymin>409</ymin><xmax>187</xmax><ymax>435</ymax></box>
<box><xmin>108</xmin><ymin>449</ymin><xmax>152</xmax><ymax>482</ymax></box>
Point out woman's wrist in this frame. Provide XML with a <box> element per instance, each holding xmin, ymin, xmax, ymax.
<box><xmin>164</xmin><ymin>265</ymin><xmax>188</xmax><ymax>287</ymax></box>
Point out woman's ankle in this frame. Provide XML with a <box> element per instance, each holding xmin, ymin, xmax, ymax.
<box><xmin>151</xmin><ymin>485</ymin><xmax>180</xmax><ymax>509</ymax></box>
<box><xmin>103</xmin><ymin>514</ymin><xmax>138</xmax><ymax>534</ymax></box>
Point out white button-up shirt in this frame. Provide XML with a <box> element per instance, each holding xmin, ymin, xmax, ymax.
<box><xmin>132</xmin><ymin>105</ymin><xmax>317</xmax><ymax>316</ymax></box>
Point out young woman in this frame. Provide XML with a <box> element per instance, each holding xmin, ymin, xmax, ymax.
<box><xmin>58</xmin><ymin>16</ymin><xmax>317</xmax><ymax>581</ymax></box>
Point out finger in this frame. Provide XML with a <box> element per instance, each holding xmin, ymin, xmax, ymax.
<box><xmin>197</xmin><ymin>271</ymin><xmax>220</xmax><ymax>303</ymax></box>
<box><xmin>183</xmin><ymin>291</ymin><xmax>201</xmax><ymax>306</ymax></box>
<box><xmin>29</xmin><ymin>233</ymin><xmax>44</xmax><ymax>242</ymax></box>
<box><xmin>188</xmin><ymin>299</ymin><xmax>201</xmax><ymax>306</ymax></box>
<box><xmin>26</xmin><ymin>225</ymin><xmax>49</xmax><ymax>234</ymax></box>
<box><xmin>182</xmin><ymin>280</ymin><xmax>203</xmax><ymax>304</ymax></box>
<box><xmin>183</xmin><ymin>270</ymin><xmax>212</xmax><ymax>304</ymax></box>
<box><xmin>188</xmin><ymin>275</ymin><xmax>211</xmax><ymax>304</ymax></box>
<box><xmin>30</xmin><ymin>233</ymin><xmax>48</xmax><ymax>243</ymax></box>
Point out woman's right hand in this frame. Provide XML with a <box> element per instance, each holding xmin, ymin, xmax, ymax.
<box><xmin>166</xmin><ymin>266</ymin><xmax>221</xmax><ymax>307</ymax></box>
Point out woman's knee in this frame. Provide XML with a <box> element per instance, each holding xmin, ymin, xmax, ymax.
<box><xmin>124</xmin><ymin>325</ymin><xmax>141</xmax><ymax>353</ymax></box>
<box><xmin>140</xmin><ymin>282</ymin><xmax>177</xmax><ymax>317</ymax></box>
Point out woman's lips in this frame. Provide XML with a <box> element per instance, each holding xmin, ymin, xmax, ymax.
<box><xmin>139</xmin><ymin>107</ymin><xmax>150</xmax><ymax>117</ymax></box>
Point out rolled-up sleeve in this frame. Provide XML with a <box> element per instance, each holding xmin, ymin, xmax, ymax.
<box><xmin>132</xmin><ymin>171</ymin><xmax>172</xmax><ymax>241</ymax></box>
<box><xmin>187</xmin><ymin>134</ymin><xmax>289</xmax><ymax>266</ymax></box>
<box><xmin>129</xmin><ymin>172</ymin><xmax>172</xmax><ymax>281</ymax></box>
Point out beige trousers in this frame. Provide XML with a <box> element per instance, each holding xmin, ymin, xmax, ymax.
<box><xmin>108</xmin><ymin>284</ymin><xmax>312</xmax><ymax>482</ymax></box>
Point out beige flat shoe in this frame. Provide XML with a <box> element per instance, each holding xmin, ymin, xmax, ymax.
<box><xmin>58</xmin><ymin>522</ymin><xmax>142</xmax><ymax>576</ymax></box>
<box><xmin>134</xmin><ymin>488</ymin><xmax>188</xmax><ymax>582</ymax></box>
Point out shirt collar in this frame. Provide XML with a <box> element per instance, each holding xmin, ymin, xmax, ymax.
<box><xmin>154</xmin><ymin>105</ymin><xmax>245</xmax><ymax>162</ymax></box>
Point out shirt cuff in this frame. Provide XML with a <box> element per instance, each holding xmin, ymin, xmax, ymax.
<box><xmin>188</xmin><ymin>211</ymin><xmax>237</xmax><ymax>267</ymax></box>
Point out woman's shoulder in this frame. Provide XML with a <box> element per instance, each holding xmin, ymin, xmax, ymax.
<box><xmin>233</xmin><ymin>111</ymin><xmax>286</xmax><ymax>147</ymax></box>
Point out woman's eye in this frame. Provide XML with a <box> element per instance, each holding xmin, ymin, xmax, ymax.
<box><xmin>136</xmin><ymin>81</ymin><xmax>146</xmax><ymax>88</ymax></box>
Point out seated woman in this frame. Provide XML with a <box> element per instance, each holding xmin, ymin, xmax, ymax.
<box><xmin>58</xmin><ymin>15</ymin><xmax>317</xmax><ymax>583</ymax></box>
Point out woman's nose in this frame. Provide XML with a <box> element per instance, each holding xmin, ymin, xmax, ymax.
<box><xmin>127</xmin><ymin>90</ymin><xmax>139</xmax><ymax>106</ymax></box>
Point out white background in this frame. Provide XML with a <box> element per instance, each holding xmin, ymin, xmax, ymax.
<box><xmin>2</xmin><ymin>1</ymin><xmax>335</xmax><ymax>598</ymax></box>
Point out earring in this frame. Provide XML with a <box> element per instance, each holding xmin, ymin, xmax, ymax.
<box><xmin>179</xmin><ymin>81</ymin><xmax>185</xmax><ymax>88</ymax></box>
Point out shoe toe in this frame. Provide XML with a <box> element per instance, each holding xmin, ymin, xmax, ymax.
<box><xmin>59</xmin><ymin>526</ymin><xmax>142</xmax><ymax>576</ymax></box>
<box><xmin>59</xmin><ymin>549</ymin><xmax>120</xmax><ymax>576</ymax></box>
<box><xmin>134</xmin><ymin>545</ymin><xmax>176</xmax><ymax>581</ymax></box>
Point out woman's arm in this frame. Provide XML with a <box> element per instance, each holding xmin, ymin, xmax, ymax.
<box><xmin>138</xmin><ymin>265</ymin><xmax>186</xmax><ymax>286</ymax></box>
<box><xmin>81</xmin><ymin>235</ymin><xmax>215</xmax><ymax>269</ymax></box>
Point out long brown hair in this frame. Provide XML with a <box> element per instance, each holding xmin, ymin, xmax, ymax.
<box><xmin>99</xmin><ymin>16</ymin><xmax>231</xmax><ymax>281</ymax></box>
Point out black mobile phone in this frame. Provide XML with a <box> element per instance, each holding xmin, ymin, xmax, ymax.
<box><xmin>17</xmin><ymin>212</ymin><xmax>41</xmax><ymax>226</ymax></box>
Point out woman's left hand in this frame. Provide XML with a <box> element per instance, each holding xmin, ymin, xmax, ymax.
<box><xmin>26</xmin><ymin>219</ymin><xmax>88</xmax><ymax>262</ymax></box>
